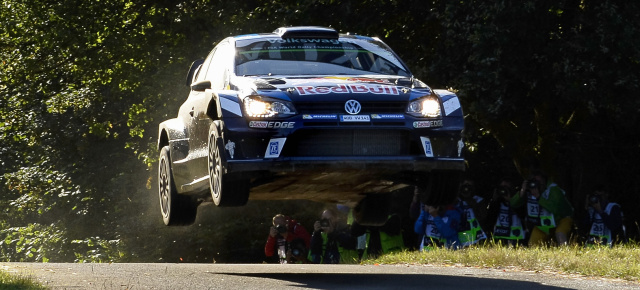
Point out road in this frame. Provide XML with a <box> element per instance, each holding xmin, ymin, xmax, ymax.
<box><xmin>2</xmin><ymin>262</ymin><xmax>638</xmax><ymax>290</ymax></box>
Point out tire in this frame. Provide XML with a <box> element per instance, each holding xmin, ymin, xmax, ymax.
<box><xmin>353</xmin><ymin>194</ymin><xmax>391</xmax><ymax>226</ymax></box>
<box><xmin>418</xmin><ymin>171</ymin><xmax>462</xmax><ymax>206</ymax></box>
<box><xmin>208</xmin><ymin>130</ymin><xmax>250</xmax><ymax>207</ymax></box>
<box><xmin>158</xmin><ymin>146</ymin><xmax>198</xmax><ymax>226</ymax></box>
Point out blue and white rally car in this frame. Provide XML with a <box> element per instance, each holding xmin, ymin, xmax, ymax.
<box><xmin>157</xmin><ymin>26</ymin><xmax>465</xmax><ymax>226</ymax></box>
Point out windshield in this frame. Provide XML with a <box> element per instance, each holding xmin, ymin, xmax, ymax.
<box><xmin>235</xmin><ymin>37</ymin><xmax>411</xmax><ymax>77</ymax></box>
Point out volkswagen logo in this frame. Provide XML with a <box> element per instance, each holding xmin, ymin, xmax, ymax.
<box><xmin>344</xmin><ymin>100</ymin><xmax>362</xmax><ymax>115</ymax></box>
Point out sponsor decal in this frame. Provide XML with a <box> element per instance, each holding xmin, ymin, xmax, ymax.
<box><xmin>371</xmin><ymin>114</ymin><xmax>404</xmax><ymax>120</ymax></box>
<box><xmin>249</xmin><ymin>121</ymin><xmax>268</xmax><ymax>128</ymax></box>
<box><xmin>420</xmin><ymin>137</ymin><xmax>434</xmax><ymax>157</ymax></box>
<box><xmin>413</xmin><ymin>120</ymin><xmax>444</xmax><ymax>128</ymax></box>
<box><xmin>225</xmin><ymin>141</ymin><xmax>235</xmax><ymax>159</ymax></box>
<box><xmin>249</xmin><ymin>121</ymin><xmax>295</xmax><ymax>129</ymax></box>
<box><xmin>269</xmin><ymin>142</ymin><xmax>279</xmax><ymax>155</ymax></box>
<box><xmin>323</xmin><ymin>76</ymin><xmax>392</xmax><ymax>84</ymax></box>
<box><xmin>220</xmin><ymin>97</ymin><xmax>242</xmax><ymax>117</ymax></box>
<box><xmin>295</xmin><ymin>84</ymin><xmax>400</xmax><ymax>95</ymax></box>
<box><xmin>340</xmin><ymin>115</ymin><xmax>370</xmax><ymax>122</ymax></box>
<box><xmin>302</xmin><ymin>114</ymin><xmax>338</xmax><ymax>120</ymax></box>
<box><xmin>267</xmin><ymin>38</ymin><xmax>341</xmax><ymax>45</ymax></box>
<box><xmin>443</xmin><ymin>96</ymin><xmax>461</xmax><ymax>116</ymax></box>
<box><xmin>265</xmin><ymin>138</ymin><xmax>287</xmax><ymax>158</ymax></box>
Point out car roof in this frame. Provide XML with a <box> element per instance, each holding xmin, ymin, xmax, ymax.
<box><xmin>229</xmin><ymin>26</ymin><xmax>380</xmax><ymax>43</ymax></box>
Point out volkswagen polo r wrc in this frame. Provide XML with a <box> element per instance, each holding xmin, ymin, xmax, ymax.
<box><xmin>157</xmin><ymin>26</ymin><xmax>465</xmax><ymax>226</ymax></box>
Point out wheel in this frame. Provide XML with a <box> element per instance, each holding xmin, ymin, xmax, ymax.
<box><xmin>208</xmin><ymin>130</ymin><xmax>250</xmax><ymax>207</ymax></box>
<box><xmin>418</xmin><ymin>171</ymin><xmax>462</xmax><ymax>206</ymax></box>
<box><xmin>353</xmin><ymin>194</ymin><xmax>391</xmax><ymax>226</ymax></box>
<box><xmin>158</xmin><ymin>146</ymin><xmax>198</xmax><ymax>226</ymax></box>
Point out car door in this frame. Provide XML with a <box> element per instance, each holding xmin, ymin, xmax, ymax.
<box><xmin>189</xmin><ymin>41</ymin><xmax>234</xmax><ymax>181</ymax></box>
<box><xmin>175</xmin><ymin>48</ymin><xmax>216</xmax><ymax>184</ymax></box>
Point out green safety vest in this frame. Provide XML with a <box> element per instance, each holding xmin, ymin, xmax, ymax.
<box><xmin>420</xmin><ymin>216</ymin><xmax>447</xmax><ymax>251</ymax></box>
<box><xmin>361</xmin><ymin>230</ymin><xmax>405</xmax><ymax>260</ymax></box>
<box><xmin>493</xmin><ymin>202</ymin><xmax>525</xmax><ymax>240</ymax></box>
<box><xmin>457</xmin><ymin>199</ymin><xmax>487</xmax><ymax>246</ymax></box>
<box><xmin>586</xmin><ymin>203</ymin><xmax>620</xmax><ymax>247</ymax></box>
<box><xmin>309</xmin><ymin>232</ymin><xmax>359</xmax><ymax>264</ymax></box>
<box><xmin>526</xmin><ymin>195</ymin><xmax>556</xmax><ymax>234</ymax></box>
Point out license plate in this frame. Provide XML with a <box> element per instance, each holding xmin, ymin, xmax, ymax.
<box><xmin>340</xmin><ymin>115</ymin><xmax>370</xmax><ymax>122</ymax></box>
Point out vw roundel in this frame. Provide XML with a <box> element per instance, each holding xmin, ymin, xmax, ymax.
<box><xmin>157</xmin><ymin>26</ymin><xmax>466</xmax><ymax>227</ymax></box>
<box><xmin>344</xmin><ymin>100</ymin><xmax>362</xmax><ymax>114</ymax></box>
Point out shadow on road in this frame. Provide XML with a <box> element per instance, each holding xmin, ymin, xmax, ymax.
<box><xmin>220</xmin><ymin>272</ymin><xmax>567</xmax><ymax>290</ymax></box>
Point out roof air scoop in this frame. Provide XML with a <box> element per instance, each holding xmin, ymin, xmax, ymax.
<box><xmin>274</xmin><ymin>26</ymin><xmax>339</xmax><ymax>39</ymax></box>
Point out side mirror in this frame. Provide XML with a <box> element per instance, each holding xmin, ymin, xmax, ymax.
<box><xmin>186</xmin><ymin>59</ymin><xmax>205</xmax><ymax>87</ymax></box>
<box><xmin>191</xmin><ymin>80</ymin><xmax>211</xmax><ymax>92</ymax></box>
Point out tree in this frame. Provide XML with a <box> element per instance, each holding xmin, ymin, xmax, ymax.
<box><xmin>0</xmin><ymin>0</ymin><xmax>252</xmax><ymax>261</ymax></box>
<box><xmin>426</xmin><ymin>1</ymin><xmax>640</xmax><ymax>218</ymax></box>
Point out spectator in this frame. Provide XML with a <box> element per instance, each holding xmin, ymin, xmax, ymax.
<box><xmin>414</xmin><ymin>203</ymin><xmax>461</xmax><ymax>250</ymax></box>
<box><xmin>511</xmin><ymin>170</ymin><xmax>574</xmax><ymax>246</ymax></box>
<box><xmin>409</xmin><ymin>186</ymin><xmax>426</xmax><ymax>249</ymax></box>
<box><xmin>264</xmin><ymin>214</ymin><xmax>311</xmax><ymax>264</ymax></box>
<box><xmin>351</xmin><ymin>213</ymin><xmax>405</xmax><ymax>260</ymax></box>
<box><xmin>486</xmin><ymin>178</ymin><xmax>525</xmax><ymax>246</ymax></box>
<box><xmin>580</xmin><ymin>185</ymin><xmax>626</xmax><ymax>247</ymax></box>
<box><xmin>309</xmin><ymin>208</ymin><xmax>357</xmax><ymax>264</ymax></box>
<box><xmin>455</xmin><ymin>179</ymin><xmax>488</xmax><ymax>247</ymax></box>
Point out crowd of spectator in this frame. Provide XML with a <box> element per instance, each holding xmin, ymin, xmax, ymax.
<box><xmin>264</xmin><ymin>169</ymin><xmax>627</xmax><ymax>263</ymax></box>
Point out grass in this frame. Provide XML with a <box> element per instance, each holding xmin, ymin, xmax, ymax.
<box><xmin>0</xmin><ymin>270</ymin><xmax>46</xmax><ymax>290</ymax></box>
<box><xmin>368</xmin><ymin>241</ymin><xmax>640</xmax><ymax>282</ymax></box>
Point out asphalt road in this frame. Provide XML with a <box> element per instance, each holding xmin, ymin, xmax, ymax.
<box><xmin>2</xmin><ymin>263</ymin><xmax>639</xmax><ymax>290</ymax></box>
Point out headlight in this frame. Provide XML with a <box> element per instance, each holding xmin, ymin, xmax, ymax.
<box><xmin>243</xmin><ymin>96</ymin><xmax>297</xmax><ymax>118</ymax></box>
<box><xmin>407</xmin><ymin>96</ymin><xmax>441</xmax><ymax>118</ymax></box>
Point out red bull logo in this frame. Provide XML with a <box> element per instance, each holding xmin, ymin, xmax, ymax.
<box><xmin>295</xmin><ymin>84</ymin><xmax>400</xmax><ymax>95</ymax></box>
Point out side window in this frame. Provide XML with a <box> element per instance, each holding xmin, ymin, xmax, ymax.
<box><xmin>196</xmin><ymin>49</ymin><xmax>216</xmax><ymax>83</ymax></box>
<box><xmin>205</xmin><ymin>42</ymin><xmax>233</xmax><ymax>90</ymax></box>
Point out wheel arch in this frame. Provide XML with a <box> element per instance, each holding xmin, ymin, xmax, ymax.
<box><xmin>157</xmin><ymin>118</ymin><xmax>187</xmax><ymax>151</ymax></box>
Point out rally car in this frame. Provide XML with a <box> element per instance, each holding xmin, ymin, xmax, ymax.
<box><xmin>157</xmin><ymin>26</ymin><xmax>465</xmax><ymax>226</ymax></box>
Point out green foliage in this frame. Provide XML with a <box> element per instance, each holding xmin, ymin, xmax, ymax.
<box><xmin>2</xmin><ymin>167</ymin><xmax>83</xmax><ymax>221</ymax></box>
<box><xmin>0</xmin><ymin>223</ymin><xmax>123</xmax><ymax>263</ymax></box>
<box><xmin>71</xmin><ymin>237</ymin><xmax>124</xmax><ymax>263</ymax></box>
<box><xmin>0</xmin><ymin>223</ymin><xmax>65</xmax><ymax>262</ymax></box>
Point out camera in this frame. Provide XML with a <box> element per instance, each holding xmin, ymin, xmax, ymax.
<box><xmin>527</xmin><ymin>179</ymin><xmax>538</xmax><ymax>190</ymax></box>
<box><xmin>589</xmin><ymin>195</ymin><xmax>600</xmax><ymax>205</ymax></box>
<box><xmin>320</xmin><ymin>218</ymin><xmax>331</xmax><ymax>228</ymax></box>
<box><xmin>276</xmin><ymin>224</ymin><xmax>287</xmax><ymax>234</ymax></box>
<box><xmin>460</xmin><ymin>183</ymin><xmax>473</xmax><ymax>197</ymax></box>
<box><xmin>289</xmin><ymin>239</ymin><xmax>306</xmax><ymax>258</ymax></box>
<box><xmin>496</xmin><ymin>186</ymin><xmax>511</xmax><ymax>197</ymax></box>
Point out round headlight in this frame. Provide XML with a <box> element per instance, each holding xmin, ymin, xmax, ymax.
<box><xmin>246</xmin><ymin>99</ymin><xmax>270</xmax><ymax>116</ymax></box>
<box><xmin>408</xmin><ymin>101</ymin><xmax>422</xmax><ymax>113</ymax></box>
<box><xmin>407</xmin><ymin>96</ymin><xmax>441</xmax><ymax>118</ymax></box>
<box><xmin>244</xmin><ymin>96</ymin><xmax>297</xmax><ymax>118</ymax></box>
<box><xmin>271</xmin><ymin>102</ymin><xmax>293</xmax><ymax>114</ymax></box>
<box><xmin>421</xmin><ymin>99</ymin><xmax>441</xmax><ymax>117</ymax></box>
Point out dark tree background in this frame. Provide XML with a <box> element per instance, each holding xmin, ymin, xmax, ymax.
<box><xmin>1</xmin><ymin>0</ymin><xmax>638</xmax><ymax>262</ymax></box>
